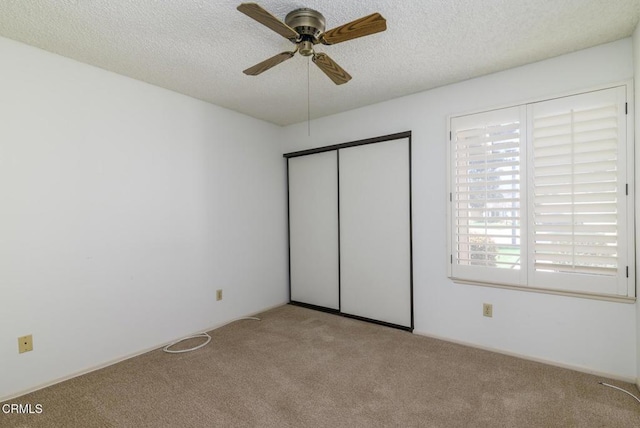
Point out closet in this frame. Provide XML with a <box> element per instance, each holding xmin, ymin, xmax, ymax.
<box><xmin>285</xmin><ymin>132</ymin><xmax>413</xmax><ymax>331</ymax></box>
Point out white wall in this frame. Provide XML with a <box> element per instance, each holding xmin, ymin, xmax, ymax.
<box><xmin>282</xmin><ymin>39</ymin><xmax>637</xmax><ymax>380</ymax></box>
<box><xmin>0</xmin><ymin>37</ymin><xmax>288</xmax><ymax>400</ymax></box>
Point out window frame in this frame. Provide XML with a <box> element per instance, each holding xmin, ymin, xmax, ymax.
<box><xmin>446</xmin><ymin>81</ymin><xmax>635</xmax><ymax>301</ymax></box>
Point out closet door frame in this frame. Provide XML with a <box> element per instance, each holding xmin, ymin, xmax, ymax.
<box><xmin>285</xmin><ymin>131</ymin><xmax>414</xmax><ymax>331</ymax></box>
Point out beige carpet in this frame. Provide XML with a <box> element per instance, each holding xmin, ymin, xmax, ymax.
<box><xmin>2</xmin><ymin>304</ymin><xmax>639</xmax><ymax>427</ymax></box>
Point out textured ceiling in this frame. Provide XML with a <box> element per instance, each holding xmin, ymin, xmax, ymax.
<box><xmin>0</xmin><ymin>0</ymin><xmax>639</xmax><ymax>126</ymax></box>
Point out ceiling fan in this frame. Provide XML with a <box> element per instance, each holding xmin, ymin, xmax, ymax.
<box><xmin>237</xmin><ymin>3</ymin><xmax>387</xmax><ymax>85</ymax></box>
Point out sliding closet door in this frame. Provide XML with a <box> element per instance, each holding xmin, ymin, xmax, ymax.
<box><xmin>288</xmin><ymin>152</ymin><xmax>340</xmax><ymax>310</ymax></box>
<box><xmin>339</xmin><ymin>138</ymin><xmax>412</xmax><ymax>327</ymax></box>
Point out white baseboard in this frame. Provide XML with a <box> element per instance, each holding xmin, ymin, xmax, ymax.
<box><xmin>413</xmin><ymin>330</ymin><xmax>636</xmax><ymax>384</ymax></box>
<box><xmin>0</xmin><ymin>303</ymin><xmax>286</xmax><ymax>403</ymax></box>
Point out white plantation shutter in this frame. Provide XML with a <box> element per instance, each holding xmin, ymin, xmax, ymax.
<box><xmin>450</xmin><ymin>107</ymin><xmax>526</xmax><ymax>286</ymax></box>
<box><xmin>528</xmin><ymin>87</ymin><xmax>629</xmax><ymax>295</ymax></box>
<box><xmin>448</xmin><ymin>84</ymin><xmax>633</xmax><ymax>298</ymax></box>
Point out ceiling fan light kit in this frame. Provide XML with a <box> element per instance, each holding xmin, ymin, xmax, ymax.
<box><xmin>237</xmin><ymin>3</ymin><xmax>386</xmax><ymax>85</ymax></box>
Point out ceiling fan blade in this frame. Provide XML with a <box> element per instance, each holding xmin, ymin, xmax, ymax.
<box><xmin>321</xmin><ymin>12</ymin><xmax>386</xmax><ymax>45</ymax></box>
<box><xmin>243</xmin><ymin>51</ymin><xmax>295</xmax><ymax>76</ymax></box>
<box><xmin>237</xmin><ymin>3</ymin><xmax>299</xmax><ymax>41</ymax></box>
<box><xmin>312</xmin><ymin>53</ymin><xmax>352</xmax><ymax>85</ymax></box>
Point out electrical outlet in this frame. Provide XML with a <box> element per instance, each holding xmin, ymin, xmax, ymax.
<box><xmin>18</xmin><ymin>335</ymin><xmax>33</xmax><ymax>354</ymax></box>
<box><xmin>483</xmin><ymin>303</ymin><xmax>493</xmax><ymax>318</ymax></box>
<box><xmin>216</xmin><ymin>289</ymin><xmax>223</xmax><ymax>301</ymax></box>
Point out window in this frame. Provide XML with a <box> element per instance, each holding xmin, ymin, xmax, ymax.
<box><xmin>450</xmin><ymin>106</ymin><xmax>527</xmax><ymax>287</ymax></box>
<box><xmin>447</xmin><ymin>85</ymin><xmax>633</xmax><ymax>299</ymax></box>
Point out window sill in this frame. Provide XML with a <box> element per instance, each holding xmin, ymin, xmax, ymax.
<box><xmin>449</xmin><ymin>277</ymin><xmax>636</xmax><ymax>303</ymax></box>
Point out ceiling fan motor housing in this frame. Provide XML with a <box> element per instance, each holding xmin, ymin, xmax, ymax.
<box><xmin>285</xmin><ymin>8</ymin><xmax>326</xmax><ymax>45</ymax></box>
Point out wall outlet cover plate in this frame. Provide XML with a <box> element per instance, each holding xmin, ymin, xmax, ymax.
<box><xmin>18</xmin><ymin>335</ymin><xmax>33</xmax><ymax>353</ymax></box>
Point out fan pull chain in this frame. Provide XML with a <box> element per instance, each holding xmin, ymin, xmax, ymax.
<box><xmin>307</xmin><ymin>56</ymin><xmax>311</xmax><ymax>136</ymax></box>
